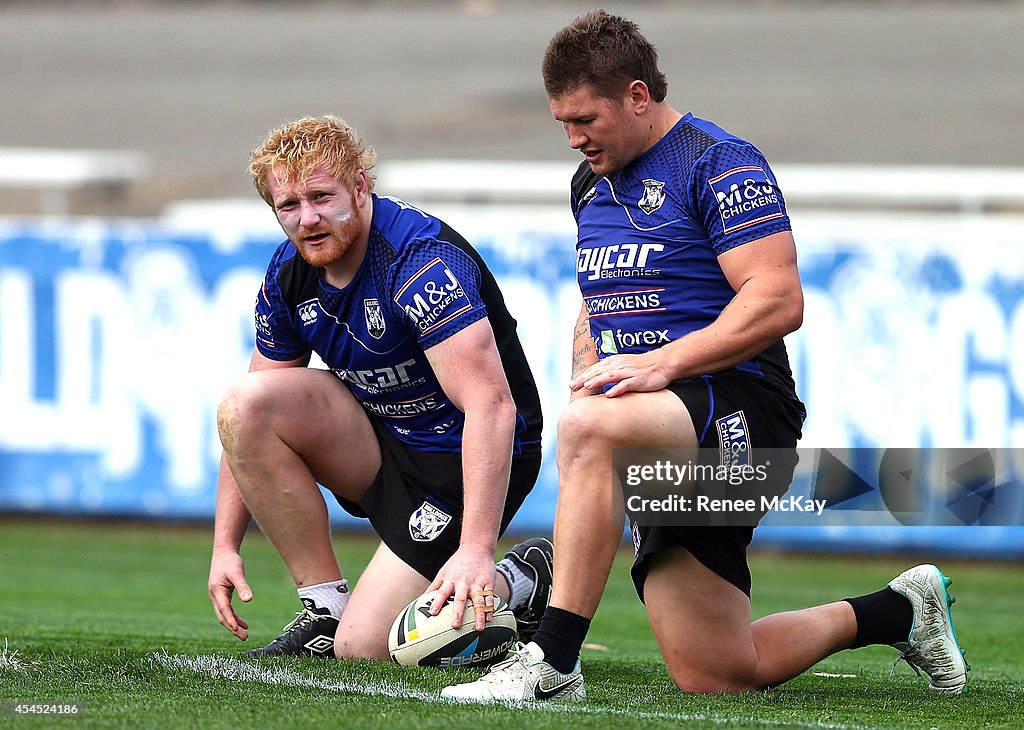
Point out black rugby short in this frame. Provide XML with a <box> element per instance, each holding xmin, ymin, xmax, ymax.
<box><xmin>629</xmin><ymin>372</ymin><xmax>804</xmax><ymax>600</ymax></box>
<box><xmin>333</xmin><ymin>415</ymin><xmax>541</xmax><ymax>580</ymax></box>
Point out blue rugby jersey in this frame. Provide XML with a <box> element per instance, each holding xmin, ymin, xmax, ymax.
<box><xmin>255</xmin><ymin>194</ymin><xmax>542</xmax><ymax>453</ymax></box>
<box><xmin>571</xmin><ymin>113</ymin><xmax>800</xmax><ymax>401</ymax></box>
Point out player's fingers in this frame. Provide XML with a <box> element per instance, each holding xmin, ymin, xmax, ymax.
<box><xmin>210</xmin><ymin>589</ymin><xmax>236</xmax><ymax>630</ymax></box>
<box><xmin>211</xmin><ymin>583</ymin><xmax>250</xmax><ymax>640</ymax></box>
<box><xmin>604</xmin><ymin>377</ymin><xmax>637</xmax><ymax>398</ymax></box>
<box><xmin>569</xmin><ymin>360</ymin><xmax>606</xmax><ymax>390</ymax></box>
<box><xmin>581</xmin><ymin>361</ymin><xmax>628</xmax><ymax>390</ymax></box>
<box><xmin>236</xmin><ymin>580</ymin><xmax>253</xmax><ymax>603</ymax></box>
<box><xmin>430</xmin><ymin>584</ymin><xmax>452</xmax><ymax>615</ymax></box>
<box><xmin>470</xmin><ymin>591</ymin><xmax>486</xmax><ymax>631</ymax></box>
<box><xmin>217</xmin><ymin>603</ymin><xmax>247</xmax><ymax>640</ymax></box>
<box><xmin>215</xmin><ymin>607</ymin><xmax>245</xmax><ymax>640</ymax></box>
<box><xmin>451</xmin><ymin>583</ymin><xmax>470</xmax><ymax>629</ymax></box>
<box><xmin>583</xmin><ymin>373</ymin><xmax>615</xmax><ymax>391</ymax></box>
<box><xmin>232</xmin><ymin>610</ymin><xmax>249</xmax><ymax>640</ymax></box>
<box><xmin>213</xmin><ymin>604</ymin><xmax>232</xmax><ymax>633</ymax></box>
<box><xmin>471</xmin><ymin>589</ymin><xmax>494</xmax><ymax>631</ymax></box>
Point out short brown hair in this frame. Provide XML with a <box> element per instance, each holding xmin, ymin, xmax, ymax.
<box><xmin>542</xmin><ymin>9</ymin><xmax>668</xmax><ymax>103</ymax></box>
<box><xmin>249</xmin><ymin>115</ymin><xmax>377</xmax><ymax>206</ymax></box>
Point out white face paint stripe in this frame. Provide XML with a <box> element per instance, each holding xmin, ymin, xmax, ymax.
<box><xmin>149</xmin><ymin>652</ymin><xmax>867</xmax><ymax>729</ymax></box>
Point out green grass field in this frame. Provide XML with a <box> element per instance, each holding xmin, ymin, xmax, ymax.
<box><xmin>1</xmin><ymin>518</ymin><xmax>1022</xmax><ymax>729</ymax></box>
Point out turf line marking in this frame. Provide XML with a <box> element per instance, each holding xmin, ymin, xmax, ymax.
<box><xmin>150</xmin><ymin>651</ymin><xmax>435</xmax><ymax>701</ymax></box>
<box><xmin>0</xmin><ymin>638</ymin><xmax>29</xmax><ymax>672</ymax></box>
<box><xmin>150</xmin><ymin>652</ymin><xmax>874</xmax><ymax>730</ymax></box>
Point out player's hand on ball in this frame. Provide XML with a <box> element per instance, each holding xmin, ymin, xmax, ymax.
<box><xmin>427</xmin><ymin>544</ymin><xmax>497</xmax><ymax>632</ymax></box>
<box><xmin>208</xmin><ymin>548</ymin><xmax>252</xmax><ymax>641</ymax></box>
<box><xmin>389</xmin><ymin>591</ymin><xmax>517</xmax><ymax>667</ymax></box>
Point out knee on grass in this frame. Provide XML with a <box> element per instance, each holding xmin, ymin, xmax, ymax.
<box><xmin>665</xmin><ymin>659</ymin><xmax>760</xmax><ymax>694</ymax></box>
<box><xmin>334</xmin><ymin>633</ymin><xmax>388</xmax><ymax>661</ymax></box>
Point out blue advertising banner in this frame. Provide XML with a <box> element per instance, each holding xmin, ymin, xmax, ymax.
<box><xmin>1</xmin><ymin>211</ymin><xmax>1023</xmax><ymax>556</ymax></box>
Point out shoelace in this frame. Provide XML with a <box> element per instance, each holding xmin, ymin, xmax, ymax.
<box><xmin>516</xmin><ymin>616</ymin><xmax>541</xmax><ymax>633</ymax></box>
<box><xmin>280</xmin><ymin>608</ymin><xmax>334</xmax><ymax>633</ymax></box>
<box><xmin>477</xmin><ymin>642</ymin><xmax>532</xmax><ymax>685</ymax></box>
<box><xmin>891</xmin><ymin>651</ymin><xmax>923</xmax><ymax>679</ymax></box>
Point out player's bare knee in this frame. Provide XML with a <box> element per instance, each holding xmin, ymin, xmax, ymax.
<box><xmin>665</xmin><ymin>661</ymin><xmax>757</xmax><ymax>694</ymax></box>
<box><xmin>216</xmin><ymin>388</ymin><xmax>244</xmax><ymax>454</ymax></box>
<box><xmin>557</xmin><ymin>398</ymin><xmax>612</xmax><ymax>452</ymax></box>
<box><xmin>332</xmin><ymin>636</ymin><xmax>355</xmax><ymax>660</ymax></box>
<box><xmin>673</xmin><ymin>648</ymin><xmax>761</xmax><ymax>693</ymax></box>
<box><xmin>334</xmin><ymin>632</ymin><xmax>385</xmax><ymax>661</ymax></box>
<box><xmin>216</xmin><ymin>378</ymin><xmax>264</xmax><ymax>453</ymax></box>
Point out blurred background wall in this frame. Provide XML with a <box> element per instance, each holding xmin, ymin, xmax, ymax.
<box><xmin>2</xmin><ymin>0</ymin><xmax>1023</xmax><ymax>216</ymax></box>
<box><xmin>2</xmin><ymin>0</ymin><xmax>1023</xmax><ymax>555</ymax></box>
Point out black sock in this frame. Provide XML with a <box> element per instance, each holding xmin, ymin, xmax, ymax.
<box><xmin>531</xmin><ymin>606</ymin><xmax>591</xmax><ymax>674</ymax></box>
<box><xmin>844</xmin><ymin>587</ymin><xmax>913</xmax><ymax>649</ymax></box>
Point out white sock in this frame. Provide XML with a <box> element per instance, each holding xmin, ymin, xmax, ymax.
<box><xmin>298</xmin><ymin>579</ymin><xmax>349</xmax><ymax>619</ymax></box>
<box><xmin>496</xmin><ymin>559</ymin><xmax>534</xmax><ymax>611</ymax></box>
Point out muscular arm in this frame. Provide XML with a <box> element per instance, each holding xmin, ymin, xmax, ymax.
<box><xmin>571</xmin><ymin>230</ymin><xmax>803</xmax><ymax>397</ymax></box>
<box><xmin>424</xmin><ymin>317</ymin><xmax>517</xmax><ymax>628</ymax></box>
<box><xmin>663</xmin><ymin>230</ymin><xmax>803</xmax><ymax>377</ymax></box>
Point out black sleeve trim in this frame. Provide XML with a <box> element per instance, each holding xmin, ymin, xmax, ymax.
<box><xmin>276</xmin><ymin>252</ymin><xmax>321</xmax><ymax>310</ymax></box>
<box><xmin>570</xmin><ymin>161</ymin><xmax>601</xmax><ymax>219</ymax></box>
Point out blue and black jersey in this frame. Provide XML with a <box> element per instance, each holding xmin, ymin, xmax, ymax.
<box><xmin>255</xmin><ymin>194</ymin><xmax>543</xmax><ymax>454</ymax></box>
<box><xmin>570</xmin><ymin>112</ymin><xmax>801</xmax><ymax>403</ymax></box>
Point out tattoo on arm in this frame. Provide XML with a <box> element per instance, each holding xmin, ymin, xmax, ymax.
<box><xmin>571</xmin><ymin>307</ymin><xmax>597</xmax><ymax>379</ymax></box>
<box><xmin>571</xmin><ymin>343</ymin><xmax>593</xmax><ymax>378</ymax></box>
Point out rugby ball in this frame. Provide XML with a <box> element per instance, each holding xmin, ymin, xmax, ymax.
<box><xmin>388</xmin><ymin>591</ymin><xmax>518</xmax><ymax>668</ymax></box>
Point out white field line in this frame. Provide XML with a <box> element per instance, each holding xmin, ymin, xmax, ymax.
<box><xmin>150</xmin><ymin>651</ymin><xmax>878</xmax><ymax>730</ymax></box>
<box><xmin>0</xmin><ymin>638</ymin><xmax>28</xmax><ymax>672</ymax></box>
<box><xmin>150</xmin><ymin>650</ymin><xmax>434</xmax><ymax>701</ymax></box>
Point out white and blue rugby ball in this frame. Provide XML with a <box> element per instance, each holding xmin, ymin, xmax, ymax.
<box><xmin>388</xmin><ymin>591</ymin><xmax>518</xmax><ymax>668</ymax></box>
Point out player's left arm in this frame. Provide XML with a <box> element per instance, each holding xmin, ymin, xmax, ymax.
<box><xmin>571</xmin><ymin>230</ymin><xmax>803</xmax><ymax>396</ymax></box>
<box><xmin>423</xmin><ymin>317</ymin><xmax>517</xmax><ymax>630</ymax></box>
